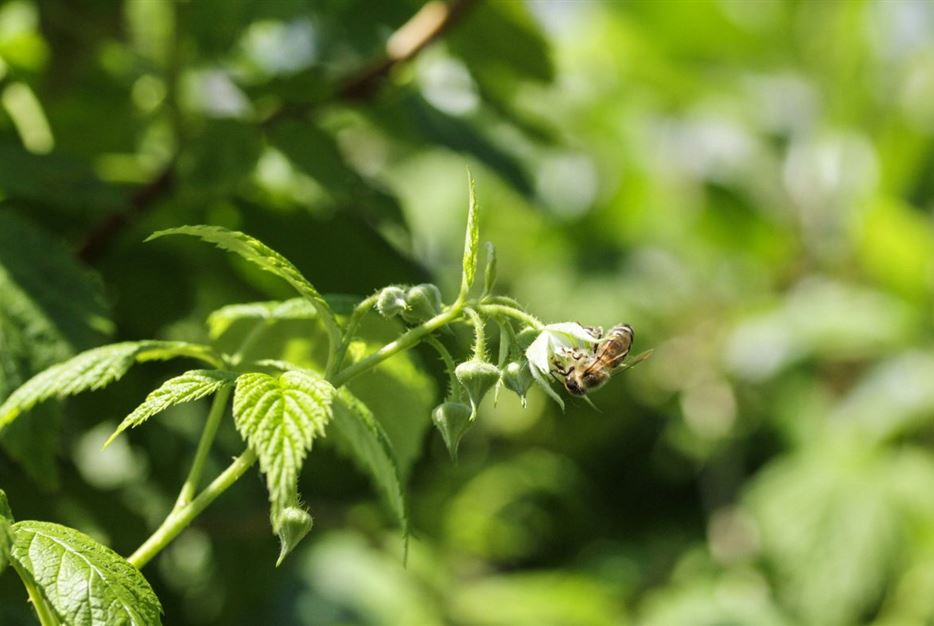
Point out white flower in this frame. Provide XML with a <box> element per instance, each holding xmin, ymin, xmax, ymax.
<box><xmin>525</xmin><ymin>322</ymin><xmax>600</xmax><ymax>408</ymax></box>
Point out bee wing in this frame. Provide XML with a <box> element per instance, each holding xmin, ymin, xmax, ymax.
<box><xmin>612</xmin><ymin>349</ymin><xmax>653</xmax><ymax>372</ymax></box>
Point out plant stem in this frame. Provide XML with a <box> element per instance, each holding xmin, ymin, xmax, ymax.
<box><xmin>464</xmin><ymin>307</ymin><xmax>486</xmax><ymax>360</ymax></box>
<box><xmin>12</xmin><ymin>562</ymin><xmax>60</xmax><ymax>626</ymax></box>
<box><xmin>331</xmin><ymin>305</ymin><xmax>462</xmax><ymax>387</ymax></box>
<box><xmin>172</xmin><ymin>386</ymin><xmax>233</xmax><ymax>511</ymax></box>
<box><xmin>477</xmin><ymin>303</ymin><xmax>543</xmax><ymax>330</ymax></box>
<box><xmin>329</xmin><ymin>292</ymin><xmax>379</xmax><ymax>376</ymax></box>
<box><xmin>128</xmin><ymin>449</ymin><xmax>258</xmax><ymax>569</ymax></box>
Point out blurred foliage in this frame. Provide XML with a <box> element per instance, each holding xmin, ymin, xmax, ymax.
<box><xmin>1</xmin><ymin>0</ymin><xmax>934</xmax><ymax>624</ymax></box>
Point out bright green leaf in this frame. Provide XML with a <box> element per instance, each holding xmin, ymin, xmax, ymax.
<box><xmin>459</xmin><ymin>170</ymin><xmax>480</xmax><ymax>301</ymax></box>
<box><xmin>233</xmin><ymin>371</ymin><xmax>334</xmax><ymax>524</ymax></box>
<box><xmin>147</xmin><ymin>226</ymin><xmax>339</xmax><ymax>340</ymax></box>
<box><xmin>105</xmin><ymin>369</ymin><xmax>236</xmax><ymax>447</ymax></box>
<box><xmin>331</xmin><ymin>388</ymin><xmax>407</xmax><ymax>535</ymax></box>
<box><xmin>207</xmin><ymin>298</ymin><xmax>317</xmax><ymax>339</ymax></box>
<box><xmin>0</xmin><ymin>340</ymin><xmax>223</xmax><ymax>431</ymax></box>
<box><xmin>9</xmin><ymin>521</ymin><xmax>162</xmax><ymax>625</ymax></box>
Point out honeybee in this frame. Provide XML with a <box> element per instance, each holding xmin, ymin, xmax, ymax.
<box><xmin>551</xmin><ymin>324</ymin><xmax>638</xmax><ymax>396</ymax></box>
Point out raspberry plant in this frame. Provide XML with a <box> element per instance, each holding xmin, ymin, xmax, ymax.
<box><xmin>0</xmin><ymin>173</ymin><xmax>642</xmax><ymax>625</ymax></box>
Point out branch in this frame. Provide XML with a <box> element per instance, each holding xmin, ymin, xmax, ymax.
<box><xmin>77</xmin><ymin>0</ymin><xmax>477</xmax><ymax>263</ymax></box>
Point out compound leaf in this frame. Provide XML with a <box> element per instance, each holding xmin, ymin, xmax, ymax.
<box><xmin>233</xmin><ymin>371</ymin><xmax>334</xmax><ymax>527</ymax></box>
<box><xmin>105</xmin><ymin>369</ymin><xmax>237</xmax><ymax>447</ymax></box>
<box><xmin>9</xmin><ymin>521</ymin><xmax>162</xmax><ymax>626</ymax></box>
<box><xmin>0</xmin><ymin>341</ymin><xmax>223</xmax><ymax>431</ymax></box>
<box><xmin>147</xmin><ymin>226</ymin><xmax>338</xmax><ymax>338</ymax></box>
<box><xmin>331</xmin><ymin>388</ymin><xmax>407</xmax><ymax>536</ymax></box>
<box><xmin>207</xmin><ymin>298</ymin><xmax>317</xmax><ymax>339</ymax></box>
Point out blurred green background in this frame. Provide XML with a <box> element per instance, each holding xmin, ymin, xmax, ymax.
<box><xmin>2</xmin><ymin>0</ymin><xmax>934</xmax><ymax>624</ymax></box>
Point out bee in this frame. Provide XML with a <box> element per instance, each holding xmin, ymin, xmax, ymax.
<box><xmin>551</xmin><ymin>324</ymin><xmax>635</xmax><ymax>396</ymax></box>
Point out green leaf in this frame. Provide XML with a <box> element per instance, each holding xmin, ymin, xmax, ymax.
<box><xmin>459</xmin><ymin>170</ymin><xmax>481</xmax><ymax>301</ymax></box>
<box><xmin>105</xmin><ymin>369</ymin><xmax>236</xmax><ymax>447</ymax></box>
<box><xmin>331</xmin><ymin>388</ymin><xmax>407</xmax><ymax>535</ymax></box>
<box><xmin>207</xmin><ymin>298</ymin><xmax>317</xmax><ymax>339</ymax></box>
<box><xmin>147</xmin><ymin>226</ymin><xmax>339</xmax><ymax>340</ymax></box>
<box><xmin>0</xmin><ymin>490</ymin><xmax>11</xmax><ymax>576</ymax></box>
<box><xmin>482</xmin><ymin>241</ymin><xmax>497</xmax><ymax>297</ymax></box>
<box><xmin>0</xmin><ymin>340</ymin><xmax>223</xmax><ymax>431</ymax></box>
<box><xmin>9</xmin><ymin>521</ymin><xmax>162</xmax><ymax>625</ymax></box>
<box><xmin>233</xmin><ymin>371</ymin><xmax>335</xmax><ymax>523</ymax></box>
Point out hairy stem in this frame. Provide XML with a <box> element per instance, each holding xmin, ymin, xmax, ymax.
<box><xmin>172</xmin><ymin>386</ymin><xmax>233</xmax><ymax>511</ymax></box>
<box><xmin>128</xmin><ymin>449</ymin><xmax>258</xmax><ymax>568</ymax></box>
<box><xmin>464</xmin><ymin>307</ymin><xmax>486</xmax><ymax>360</ymax></box>
<box><xmin>329</xmin><ymin>292</ymin><xmax>379</xmax><ymax>376</ymax></box>
<box><xmin>477</xmin><ymin>303</ymin><xmax>543</xmax><ymax>330</ymax></box>
<box><xmin>331</xmin><ymin>305</ymin><xmax>462</xmax><ymax>387</ymax></box>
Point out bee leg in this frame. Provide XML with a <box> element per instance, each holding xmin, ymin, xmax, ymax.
<box><xmin>578</xmin><ymin>323</ymin><xmax>603</xmax><ymax>340</ymax></box>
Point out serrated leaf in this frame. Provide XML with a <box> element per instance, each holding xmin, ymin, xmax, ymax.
<box><xmin>207</xmin><ymin>298</ymin><xmax>317</xmax><ymax>339</ymax></box>
<box><xmin>105</xmin><ymin>369</ymin><xmax>236</xmax><ymax>447</ymax></box>
<box><xmin>9</xmin><ymin>521</ymin><xmax>162</xmax><ymax>625</ymax></box>
<box><xmin>331</xmin><ymin>388</ymin><xmax>407</xmax><ymax>535</ymax></box>
<box><xmin>147</xmin><ymin>226</ymin><xmax>338</xmax><ymax>339</ymax></box>
<box><xmin>459</xmin><ymin>170</ymin><xmax>481</xmax><ymax>301</ymax></box>
<box><xmin>233</xmin><ymin>371</ymin><xmax>335</xmax><ymax>523</ymax></box>
<box><xmin>0</xmin><ymin>340</ymin><xmax>222</xmax><ymax>431</ymax></box>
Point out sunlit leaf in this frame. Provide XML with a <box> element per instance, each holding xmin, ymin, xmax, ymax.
<box><xmin>0</xmin><ymin>341</ymin><xmax>223</xmax><ymax>431</ymax></box>
<box><xmin>233</xmin><ymin>371</ymin><xmax>334</xmax><ymax>525</ymax></box>
<box><xmin>9</xmin><ymin>521</ymin><xmax>162</xmax><ymax>625</ymax></box>
<box><xmin>106</xmin><ymin>369</ymin><xmax>236</xmax><ymax>447</ymax></box>
<box><xmin>207</xmin><ymin>298</ymin><xmax>317</xmax><ymax>339</ymax></box>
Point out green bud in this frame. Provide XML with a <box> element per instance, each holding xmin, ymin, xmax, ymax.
<box><xmin>401</xmin><ymin>284</ymin><xmax>442</xmax><ymax>324</ymax></box>
<box><xmin>502</xmin><ymin>360</ymin><xmax>534</xmax><ymax>407</ymax></box>
<box><xmin>275</xmin><ymin>505</ymin><xmax>313</xmax><ymax>567</ymax></box>
<box><xmin>432</xmin><ymin>401</ymin><xmax>473</xmax><ymax>461</ymax></box>
<box><xmin>455</xmin><ymin>360</ymin><xmax>500</xmax><ymax>413</ymax></box>
<box><xmin>376</xmin><ymin>286</ymin><xmax>408</xmax><ymax>318</ymax></box>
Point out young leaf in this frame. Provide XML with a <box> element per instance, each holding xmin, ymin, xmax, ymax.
<box><xmin>0</xmin><ymin>340</ymin><xmax>223</xmax><ymax>431</ymax></box>
<box><xmin>9</xmin><ymin>521</ymin><xmax>162</xmax><ymax>625</ymax></box>
<box><xmin>458</xmin><ymin>170</ymin><xmax>481</xmax><ymax>301</ymax></box>
<box><xmin>147</xmin><ymin>226</ymin><xmax>339</xmax><ymax>342</ymax></box>
<box><xmin>482</xmin><ymin>241</ymin><xmax>497</xmax><ymax>297</ymax></box>
<box><xmin>233</xmin><ymin>371</ymin><xmax>335</xmax><ymax>522</ymax></box>
<box><xmin>207</xmin><ymin>298</ymin><xmax>317</xmax><ymax>339</ymax></box>
<box><xmin>105</xmin><ymin>369</ymin><xmax>236</xmax><ymax>447</ymax></box>
<box><xmin>330</xmin><ymin>388</ymin><xmax>407</xmax><ymax>535</ymax></box>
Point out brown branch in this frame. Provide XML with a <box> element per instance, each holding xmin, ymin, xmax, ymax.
<box><xmin>77</xmin><ymin>0</ymin><xmax>478</xmax><ymax>263</ymax></box>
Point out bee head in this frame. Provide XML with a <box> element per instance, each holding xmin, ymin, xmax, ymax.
<box><xmin>564</xmin><ymin>378</ymin><xmax>586</xmax><ymax>396</ymax></box>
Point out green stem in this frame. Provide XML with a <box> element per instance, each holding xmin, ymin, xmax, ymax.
<box><xmin>128</xmin><ymin>448</ymin><xmax>258</xmax><ymax>569</ymax></box>
<box><xmin>332</xmin><ymin>305</ymin><xmax>463</xmax><ymax>387</ymax></box>
<box><xmin>172</xmin><ymin>385</ymin><xmax>232</xmax><ymax>511</ymax></box>
<box><xmin>477</xmin><ymin>303</ymin><xmax>543</xmax><ymax>330</ymax></box>
<box><xmin>231</xmin><ymin>322</ymin><xmax>270</xmax><ymax>367</ymax></box>
<box><xmin>329</xmin><ymin>292</ymin><xmax>379</xmax><ymax>376</ymax></box>
<box><xmin>464</xmin><ymin>307</ymin><xmax>486</xmax><ymax>360</ymax></box>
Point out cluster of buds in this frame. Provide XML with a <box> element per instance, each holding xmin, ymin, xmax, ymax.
<box><xmin>376</xmin><ymin>284</ymin><xmax>443</xmax><ymax>325</ymax></box>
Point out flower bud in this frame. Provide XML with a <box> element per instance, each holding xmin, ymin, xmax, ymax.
<box><xmin>432</xmin><ymin>401</ymin><xmax>473</xmax><ymax>461</ymax></box>
<box><xmin>501</xmin><ymin>360</ymin><xmax>534</xmax><ymax>407</ymax></box>
<box><xmin>275</xmin><ymin>505</ymin><xmax>313</xmax><ymax>567</ymax></box>
<box><xmin>455</xmin><ymin>360</ymin><xmax>500</xmax><ymax>413</ymax></box>
<box><xmin>401</xmin><ymin>284</ymin><xmax>442</xmax><ymax>324</ymax></box>
<box><xmin>376</xmin><ymin>286</ymin><xmax>408</xmax><ymax>318</ymax></box>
